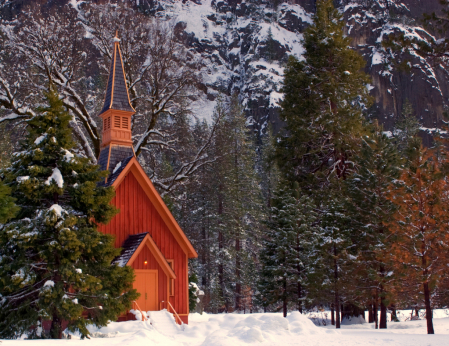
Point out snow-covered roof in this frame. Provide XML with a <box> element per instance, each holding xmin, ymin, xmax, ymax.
<box><xmin>97</xmin><ymin>144</ymin><xmax>134</xmax><ymax>187</ymax></box>
<box><xmin>112</xmin><ymin>232</ymin><xmax>148</xmax><ymax>267</ymax></box>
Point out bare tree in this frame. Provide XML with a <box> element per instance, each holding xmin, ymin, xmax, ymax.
<box><xmin>0</xmin><ymin>2</ymin><xmax>219</xmax><ymax>194</ymax></box>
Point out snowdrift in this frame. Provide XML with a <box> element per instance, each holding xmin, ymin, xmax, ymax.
<box><xmin>184</xmin><ymin>312</ymin><xmax>337</xmax><ymax>345</ymax></box>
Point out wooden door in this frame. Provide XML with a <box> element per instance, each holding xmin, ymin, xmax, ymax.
<box><xmin>134</xmin><ymin>270</ymin><xmax>158</xmax><ymax>311</ymax></box>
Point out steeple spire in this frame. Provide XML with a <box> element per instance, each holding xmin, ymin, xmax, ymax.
<box><xmin>100</xmin><ymin>32</ymin><xmax>135</xmax><ymax>114</ymax></box>
<box><xmin>99</xmin><ymin>33</ymin><xmax>135</xmax><ymax>150</ymax></box>
<box><xmin>97</xmin><ymin>34</ymin><xmax>135</xmax><ymax>175</ymax></box>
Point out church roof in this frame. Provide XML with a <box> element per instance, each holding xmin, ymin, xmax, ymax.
<box><xmin>112</xmin><ymin>232</ymin><xmax>177</xmax><ymax>279</ymax></box>
<box><xmin>98</xmin><ymin>145</ymin><xmax>134</xmax><ymax>187</ymax></box>
<box><xmin>99</xmin><ymin>35</ymin><xmax>135</xmax><ymax>115</ymax></box>
<box><xmin>112</xmin><ymin>232</ymin><xmax>147</xmax><ymax>267</ymax></box>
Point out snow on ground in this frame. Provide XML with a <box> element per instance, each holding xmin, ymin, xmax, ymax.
<box><xmin>2</xmin><ymin>310</ymin><xmax>449</xmax><ymax>345</ymax></box>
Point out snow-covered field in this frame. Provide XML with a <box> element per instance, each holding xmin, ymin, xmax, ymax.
<box><xmin>2</xmin><ymin>310</ymin><xmax>449</xmax><ymax>345</ymax></box>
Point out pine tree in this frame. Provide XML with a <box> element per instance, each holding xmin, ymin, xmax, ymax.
<box><xmin>0</xmin><ymin>180</ymin><xmax>19</xmax><ymax>224</ymax></box>
<box><xmin>0</xmin><ymin>89</ymin><xmax>138</xmax><ymax>339</ymax></box>
<box><xmin>258</xmin><ymin>124</ymin><xmax>280</xmax><ymax>210</ymax></box>
<box><xmin>344</xmin><ymin>130</ymin><xmax>401</xmax><ymax>329</ymax></box>
<box><xmin>314</xmin><ymin>185</ymin><xmax>353</xmax><ymax>328</ymax></box>
<box><xmin>393</xmin><ymin>100</ymin><xmax>420</xmax><ymax>156</ymax></box>
<box><xmin>258</xmin><ymin>183</ymin><xmax>318</xmax><ymax>317</ymax></box>
<box><xmin>274</xmin><ymin>0</ymin><xmax>373</xmax><ymax>327</ymax></box>
<box><xmin>198</xmin><ymin>94</ymin><xmax>264</xmax><ymax>312</ymax></box>
<box><xmin>387</xmin><ymin>140</ymin><xmax>449</xmax><ymax>334</ymax></box>
<box><xmin>275</xmin><ymin>0</ymin><xmax>372</xmax><ymax>187</ymax></box>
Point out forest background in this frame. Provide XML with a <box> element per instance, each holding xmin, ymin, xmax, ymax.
<box><xmin>1</xmin><ymin>0</ymin><xmax>449</xmax><ymax>337</ymax></box>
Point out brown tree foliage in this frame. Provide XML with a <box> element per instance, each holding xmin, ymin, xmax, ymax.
<box><xmin>388</xmin><ymin>142</ymin><xmax>449</xmax><ymax>334</ymax></box>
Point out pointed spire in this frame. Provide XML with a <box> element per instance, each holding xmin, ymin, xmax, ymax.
<box><xmin>99</xmin><ymin>32</ymin><xmax>135</xmax><ymax>115</ymax></box>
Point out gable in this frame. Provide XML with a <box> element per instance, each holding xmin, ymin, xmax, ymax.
<box><xmin>112</xmin><ymin>232</ymin><xmax>176</xmax><ymax>279</ymax></box>
<box><xmin>111</xmin><ymin>158</ymin><xmax>197</xmax><ymax>258</ymax></box>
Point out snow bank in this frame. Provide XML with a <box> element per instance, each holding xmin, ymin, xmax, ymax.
<box><xmin>183</xmin><ymin>312</ymin><xmax>336</xmax><ymax>346</ymax></box>
<box><xmin>82</xmin><ymin>320</ymin><xmax>178</xmax><ymax>345</ymax></box>
<box><xmin>10</xmin><ymin>310</ymin><xmax>449</xmax><ymax>345</ymax></box>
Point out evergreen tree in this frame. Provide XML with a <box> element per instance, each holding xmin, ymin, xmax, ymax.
<box><xmin>276</xmin><ymin>0</ymin><xmax>372</xmax><ymax>188</ymax></box>
<box><xmin>314</xmin><ymin>185</ymin><xmax>353</xmax><ymax>328</ymax></box>
<box><xmin>0</xmin><ymin>180</ymin><xmax>19</xmax><ymax>224</ymax></box>
<box><xmin>387</xmin><ymin>140</ymin><xmax>449</xmax><ymax>334</ymax></box>
<box><xmin>193</xmin><ymin>94</ymin><xmax>264</xmax><ymax>312</ymax></box>
<box><xmin>258</xmin><ymin>124</ymin><xmax>280</xmax><ymax>210</ymax></box>
<box><xmin>0</xmin><ymin>89</ymin><xmax>138</xmax><ymax>339</ymax></box>
<box><xmin>274</xmin><ymin>0</ymin><xmax>372</xmax><ymax>328</ymax></box>
<box><xmin>344</xmin><ymin>130</ymin><xmax>401</xmax><ymax>329</ymax></box>
<box><xmin>266</xmin><ymin>27</ymin><xmax>276</xmax><ymax>62</ymax></box>
<box><xmin>258</xmin><ymin>183</ymin><xmax>318</xmax><ymax>317</ymax></box>
<box><xmin>393</xmin><ymin>100</ymin><xmax>420</xmax><ymax>156</ymax></box>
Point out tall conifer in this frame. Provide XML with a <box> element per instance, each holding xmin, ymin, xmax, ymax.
<box><xmin>258</xmin><ymin>183</ymin><xmax>318</xmax><ymax>317</ymax></box>
<box><xmin>0</xmin><ymin>89</ymin><xmax>138</xmax><ymax>339</ymax></box>
<box><xmin>274</xmin><ymin>0</ymin><xmax>372</xmax><ymax>327</ymax></box>
<box><xmin>344</xmin><ymin>130</ymin><xmax>401</xmax><ymax>329</ymax></box>
<box><xmin>276</xmin><ymin>0</ymin><xmax>372</xmax><ymax>187</ymax></box>
<box><xmin>388</xmin><ymin>141</ymin><xmax>449</xmax><ymax>335</ymax></box>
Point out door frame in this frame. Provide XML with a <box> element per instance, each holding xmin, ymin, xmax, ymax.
<box><xmin>134</xmin><ymin>269</ymin><xmax>159</xmax><ymax>311</ymax></box>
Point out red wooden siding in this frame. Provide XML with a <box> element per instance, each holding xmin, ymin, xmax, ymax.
<box><xmin>99</xmin><ymin>172</ymin><xmax>188</xmax><ymax>315</ymax></box>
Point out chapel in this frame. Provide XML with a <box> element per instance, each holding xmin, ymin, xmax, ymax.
<box><xmin>96</xmin><ymin>34</ymin><xmax>197</xmax><ymax>324</ymax></box>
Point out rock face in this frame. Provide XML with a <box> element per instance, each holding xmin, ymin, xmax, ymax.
<box><xmin>340</xmin><ymin>0</ymin><xmax>447</xmax><ymax>143</ymax></box>
<box><xmin>1</xmin><ymin>0</ymin><xmax>447</xmax><ymax>137</ymax></box>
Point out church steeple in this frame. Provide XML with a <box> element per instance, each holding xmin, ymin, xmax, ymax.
<box><xmin>98</xmin><ymin>33</ymin><xmax>135</xmax><ymax>176</ymax></box>
<box><xmin>99</xmin><ymin>32</ymin><xmax>135</xmax><ymax>149</ymax></box>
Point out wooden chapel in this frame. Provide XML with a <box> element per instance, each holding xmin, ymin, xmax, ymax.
<box><xmin>96</xmin><ymin>34</ymin><xmax>197</xmax><ymax>324</ymax></box>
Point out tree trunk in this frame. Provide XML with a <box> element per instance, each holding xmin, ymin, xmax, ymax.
<box><xmin>391</xmin><ymin>305</ymin><xmax>397</xmax><ymax>322</ymax></box>
<box><xmin>379</xmin><ymin>262</ymin><xmax>387</xmax><ymax>328</ymax></box>
<box><xmin>420</xmin><ymin>233</ymin><xmax>434</xmax><ymax>334</ymax></box>
<box><xmin>334</xmin><ymin>245</ymin><xmax>340</xmax><ymax>328</ymax></box>
<box><xmin>283</xmin><ymin>278</ymin><xmax>287</xmax><ymax>318</ymax></box>
<box><xmin>235</xmin><ymin>235</ymin><xmax>241</xmax><ymax>312</ymax></box>
<box><xmin>423</xmin><ymin>282</ymin><xmax>434</xmax><ymax>334</ymax></box>
<box><xmin>373</xmin><ymin>294</ymin><xmax>379</xmax><ymax>329</ymax></box>
<box><xmin>335</xmin><ymin>295</ymin><xmax>340</xmax><ymax>328</ymax></box>
<box><xmin>331</xmin><ymin>304</ymin><xmax>335</xmax><ymax>325</ymax></box>
<box><xmin>422</xmin><ymin>252</ymin><xmax>434</xmax><ymax>334</ymax></box>
<box><xmin>218</xmin><ymin>184</ymin><xmax>226</xmax><ymax>312</ymax></box>
<box><xmin>379</xmin><ymin>293</ymin><xmax>387</xmax><ymax>329</ymax></box>
<box><xmin>368</xmin><ymin>304</ymin><xmax>374</xmax><ymax>323</ymax></box>
<box><xmin>201</xmin><ymin>224</ymin><xmax>207</xmax><ymax>287</ymax></box>
<box><xmin>297</xmin><ymin>234</ymin><xmax>302</xmax><ymax>313</ymax></box>
<box><xmin>218</xmin><ymin>230</ymin><xmax>226</xmax><ymax>312</ymax></box>
<box><xmin>50</xmin><ymin>311</ymin><xmax>62</xmax><ymax>339</ymax></box>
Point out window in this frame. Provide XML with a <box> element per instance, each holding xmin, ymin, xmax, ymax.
<box><xmin>167</xmin><ymin>260</ymin><xmax>174</xmax><ymax>296</ymax></box>
<box><xmin>107</xmin><ymin>117</ymin><xmax>111</xmax><ymax>130</ymax></box>
<box><xmin>114</xmin><ymin>116</ymin><xmax>121</xmax><ymax>128</ymax></box>
<box><xmin>122</xmin><ymin>117</ymin><xmax>128</xmax><ymax>129</ymax></box>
